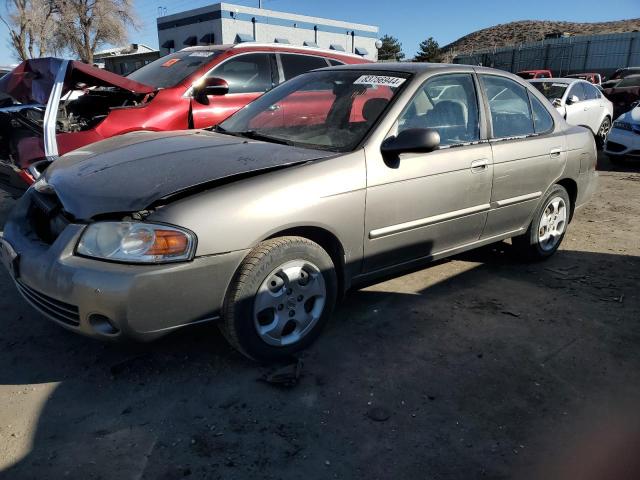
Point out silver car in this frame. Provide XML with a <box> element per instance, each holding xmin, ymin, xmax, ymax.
<box><xmin>0</xmin><ymin>64</ymin><xmax>598</xmax><ymax>361</ymax></box>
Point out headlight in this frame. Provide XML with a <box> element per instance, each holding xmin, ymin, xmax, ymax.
<box><xmin>77</xmin><ymin>222</ymin><xmax>196</xmax><ymax>263</ymax></box>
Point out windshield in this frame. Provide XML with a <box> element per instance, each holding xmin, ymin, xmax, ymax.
<box><xmin>516</xmin><ymin>72</ymin><xmax>535</xmax><ymax>79</ymax></box>
<box><xmin>127</xmin><ymin>50</ymin><xmax>223</xmax><ymax>88</ymax></box>
<box><xmin>531</xmin><ymin>82</ymin><xmax>568</xmax><ymax>102</ymax></box>
<box><xmin>217</xmin><ymin>70</ymin><xmax>411</xmax><ymax>152</ymax></box>
<box><xmin>616</xmin><ymin>76</ymin><xmax>640</xmax><ymax>88</ymax></box>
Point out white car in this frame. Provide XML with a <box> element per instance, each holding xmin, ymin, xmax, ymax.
<box><xmin>530</xmin><ymin>78</ymin><xmax>613</xmax><ymax>147</ymax></box>
<box><xmin>604</xmin><ymin>104</ymin><xmax>640</xmax><ymax>162</ymax></box>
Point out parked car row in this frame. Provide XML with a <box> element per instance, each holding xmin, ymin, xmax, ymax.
<box><xmin>521</xmin><ymin>70</ymin><xmax>640</xmax><ymax>162</ymax></box>
<box><xmin>530</xmin><ymin>78</ymin><xmax>613</xmax><ymax>148</ymax></box>
<box><xmin>0</xmin><ymin>60</ymin><xmax>598</xmax><ymax>360</ymax></box>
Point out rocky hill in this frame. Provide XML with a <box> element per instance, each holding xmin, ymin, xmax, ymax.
<box><xmin>440</xmin><ymin>19</ymin><xmax>640</xmax><ymax>59</ymax></box>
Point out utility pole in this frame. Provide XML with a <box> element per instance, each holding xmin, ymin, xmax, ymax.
<box><xmin>259</xmin><ymin>0</ymin><xmax>262</xmax><ymax>7</ymax></box>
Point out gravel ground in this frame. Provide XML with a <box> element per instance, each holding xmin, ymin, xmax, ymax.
<box><xmin>0</xmin><ymin>154</ymin><xmax>638</xmax><ymax>479</ymax></box>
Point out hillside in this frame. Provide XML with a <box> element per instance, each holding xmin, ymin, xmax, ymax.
<box><xmin>440</xmin><ymin>19</ymin><xmax>640</xmax><ymax>59</ymax></box>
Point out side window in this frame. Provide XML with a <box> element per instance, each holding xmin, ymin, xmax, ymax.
<box><xmin>211</xmin><ymin>53</ymin><xmax>272</xmax><ymax>94</ymax></box>
<box><xmin>280</xmin><ymin>54</ymin><xmax>330</xmax><ymax>81</ymax></box>
<box><xmin>396</xmin><ymin>73</ymin><xmax>480</xmax><ymax>146</ymax></box>
<box><xmin>480</xmin><ymin>75</ymin><xmax>534</xmax><ymax>138</ymax></box>
<box><xmin>328</xmin><ymin>59</ymin><xmax>345</xmax><ymax>67</ymax></box>
<box><xmin>584</xmin><ymin>83</ymin><xmax>601</xmax><ymax>100</ymax></box>
<box><xmin>529</xmin><ymin>93</ymin><xmax>554</xmax><ymax>134</ymax></box>
<box><xmin>569</xmin><ymin>82</ymin><xmax>587</xmax><ymax>101</ymax></box>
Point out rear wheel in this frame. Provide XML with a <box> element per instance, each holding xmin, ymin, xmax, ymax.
<box><xmin>220</xmin><ymin>236</ymin><xmax>337</xmax><ymax>362</ymax></box>
<box><xmin>513</xmin><ymin>185</ymin><xmax>570</xmax><ymax>260</ymax></box>
<box><xmin>595</xmin><ymin>116</ymin><xmax>611</xmax><ymax>149</ymax></box>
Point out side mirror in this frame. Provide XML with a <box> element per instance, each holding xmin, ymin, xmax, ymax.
<box><xmin>193</xmin><ymin>77</ymin><xmax>229</xmax><ymax>102</ymax></box>
<box><xmin>381</xmin><ymin>128</ymin><xmax>440</xmax><ymax>156</ymax></box>
<box><xmin>566</xmin><ymin>94</ymin><xmax>580</xmax><ymax>105</ymax></box>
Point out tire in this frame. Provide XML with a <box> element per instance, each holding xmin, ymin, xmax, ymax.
<box><xmin>595</xmin><ymin>116</ymin><xmax>611</xmax><ymax>150</ymax></box>
<box><xmin>220</xmin><ymin>236</ymin><xmax>337</xmax><ymax>362</ymax></box>
<box><xmin>512</xmin><ymin>185</ymin><xmax>571</xmax><ymax>261</ymax></box>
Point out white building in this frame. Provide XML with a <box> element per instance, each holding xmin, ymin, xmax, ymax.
<box><xmin>157</xmin><ymin>2</ymin><xmax>380</xmax><ymax>61</ymax></box>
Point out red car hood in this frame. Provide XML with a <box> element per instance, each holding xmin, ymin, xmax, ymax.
<box><xmin>0</xmin><ymin>57</ymin><xmax>155</xmax><ymax>104</ymax></box>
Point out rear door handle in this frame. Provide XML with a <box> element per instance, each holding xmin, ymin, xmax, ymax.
<box><xmin>549</xmin><ymin>148</ymin><xmax>562</xmax><ymax>158</ymax></box>
<box><xmin>470</xmin><ymin>159</ymin><xmax>489</xmax><ymax>173</ymax></box>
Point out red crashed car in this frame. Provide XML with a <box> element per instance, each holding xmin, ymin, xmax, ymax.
<box><xmin>0</xmin><ymin>44</ymin><xmax>368</xmax><ymax>195</ymax></box>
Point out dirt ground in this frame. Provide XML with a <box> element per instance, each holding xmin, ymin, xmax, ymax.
<box><xmin>0</xmin><ymin>154</ymin><xmax>638</xmax><ymax>480</ymax></box>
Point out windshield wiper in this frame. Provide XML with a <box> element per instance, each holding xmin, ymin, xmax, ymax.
<box><xmin>230</xmin><ymin>130</ymin><xmax>295</xmax><ymax>146</ymax></box>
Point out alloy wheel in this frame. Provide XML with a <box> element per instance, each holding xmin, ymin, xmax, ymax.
<box><xmin>598</xmin><ymin>117</ymin><xmax>611</xmax><ymax>142</ymax></box>
<box><xmin>253</xmin><ymin>260</ymin><xmax>326</xmax><ymax>347</ymax></box>
<box><xmin>537</xmin><ymin>196</ymin><xmax>567</xmax><ymax>251</ymax></box>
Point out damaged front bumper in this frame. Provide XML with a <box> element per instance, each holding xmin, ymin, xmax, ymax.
<box><xmin>1</xmin><ymin>190</ymin><xmax>248</xmax><ymax>341</ymax></box>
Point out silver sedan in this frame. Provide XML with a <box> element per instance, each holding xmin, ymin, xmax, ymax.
<box><xmin>1</xmin><ymin>63</ymin><xmax>598</xmax><ymax>361</ymax></box>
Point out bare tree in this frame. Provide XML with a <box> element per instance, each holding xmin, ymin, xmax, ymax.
<box><xmin>56</xmin><ymin>0</ymin><xmax>138</xmax><ymax>64</ymax></box>
<box><xmin>0</xmin><ymin>0</ymin><xmax>56</xmax><ymax>60</ymax></box>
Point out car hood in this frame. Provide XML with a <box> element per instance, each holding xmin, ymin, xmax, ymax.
<box><xmin>44</xmin><ymin>130</ymin><xmax>335</xmax><ymax>220</ymax></box>
<box><xmin>615</xmin><ymin>106</ymin><xmax>640</xmax><ymax>123</ymax></box>
<box><xmin>0</xmin><ymin>57</ymin><xmax>155</xmax><ymax>104</ymax></box>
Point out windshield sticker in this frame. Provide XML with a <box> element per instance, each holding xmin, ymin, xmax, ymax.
<box><xmin>552</xmin><ymin>83</ymin><xmax>567</xmax><ymax>87</ymax></box>
<box><xmin>354</xmin><ymin>75</ymin><xmax>406</xmax><ymax>87</ymax></box>
<box><xmin>188</xmin><ymin>52</ymin><xmax>214</xmax><ymax>58</ymax></box>
<box><xmin>161</xmin><ymin>58</ymin><xmax>181</xmax><ymax>68</ymax></box>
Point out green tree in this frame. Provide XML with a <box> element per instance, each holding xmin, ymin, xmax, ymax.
<box><xmin>377</xmin><ymin>34</ymin><xmax>405</xmax><ymax>61</ymax></box>
<box><xmin>414</xmin><ymin>37</ymin><xmax>441</xmax><ymax>62</ymax></box>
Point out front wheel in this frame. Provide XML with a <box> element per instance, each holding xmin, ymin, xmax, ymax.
<box><xmin>220</xmin><ymin>236</ymin><xmax>337</xmax><ymax>362</ymax></box>
<box><xmin>512</xmin><ymin>185</ymin><xmax>571</xmax><ymax>260</ymax></box>
<box><xmin>595</xmin><ymin>116</ymin><xmax>611</xmax><ymax>149</ymax></box>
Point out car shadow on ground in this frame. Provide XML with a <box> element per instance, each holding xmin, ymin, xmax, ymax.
<box><xmin>0</xmin><ymin>244</ymin><xmax>639</xmax><ymax>479</ymax></box>
<box><xmin>597</xmin><ymin>151</ymin><xmax>639</xmax><ymax>173</ymax></box>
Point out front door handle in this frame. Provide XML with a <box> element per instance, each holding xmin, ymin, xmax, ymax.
<box><xmin>550</xmin><ymin>148</ymin><xmax>562</xmax><ymax>158</ymax></box>
<box><xmin>470</xmin><ymin>159</ymin><xmax>489</xmax><ymax>173</ymax></box>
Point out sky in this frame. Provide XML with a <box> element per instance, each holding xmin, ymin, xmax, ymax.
<box><xmin>0</xmin><ymin>0</ymin><xmax>638</xmax><ymax>66</ymax></box>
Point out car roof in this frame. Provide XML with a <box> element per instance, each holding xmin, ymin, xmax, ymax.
<box><xmin>180</xmin><ymin>43</ymin><xmax>365</xmax><ymax>60</ymax></box>
<box><xmin>529</xmin><ymin>78</ymin><xmax>580</xmax><ymax>84</ymax></box>
<box><xmin>318</xmin><ymin>62</ymin><xmax>474</xmax><ymax>73</ymax></box>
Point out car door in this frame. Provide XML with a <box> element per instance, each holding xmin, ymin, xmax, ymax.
<box><xmin>582</xmin><ymin>82</ymin><xmax>607</xmax><ymax>131</ymax></box>
<box><xmin>363</xmin><ymin>73</ymin><xmax>493</xmax><ymax>272</ymax></box>
<box><xmin>191</xmin><ymin>52</ymin><xmax>276</xmax><ymax>129</ymax></box>
<box><xmin>479</xmin><ymin>74</ymin><xmax>566</xmax><ymax>238</ymax></box>
<box><xmin>564</xmin><ymin>82</ymin><xmax>592</xmax><ymax>130</ymax></box>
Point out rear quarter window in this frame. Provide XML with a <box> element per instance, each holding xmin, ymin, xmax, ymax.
<box><xmin>529</xmin><ymin>93</ymin><xmax>554</xmax><ymax>134</ymax></box>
